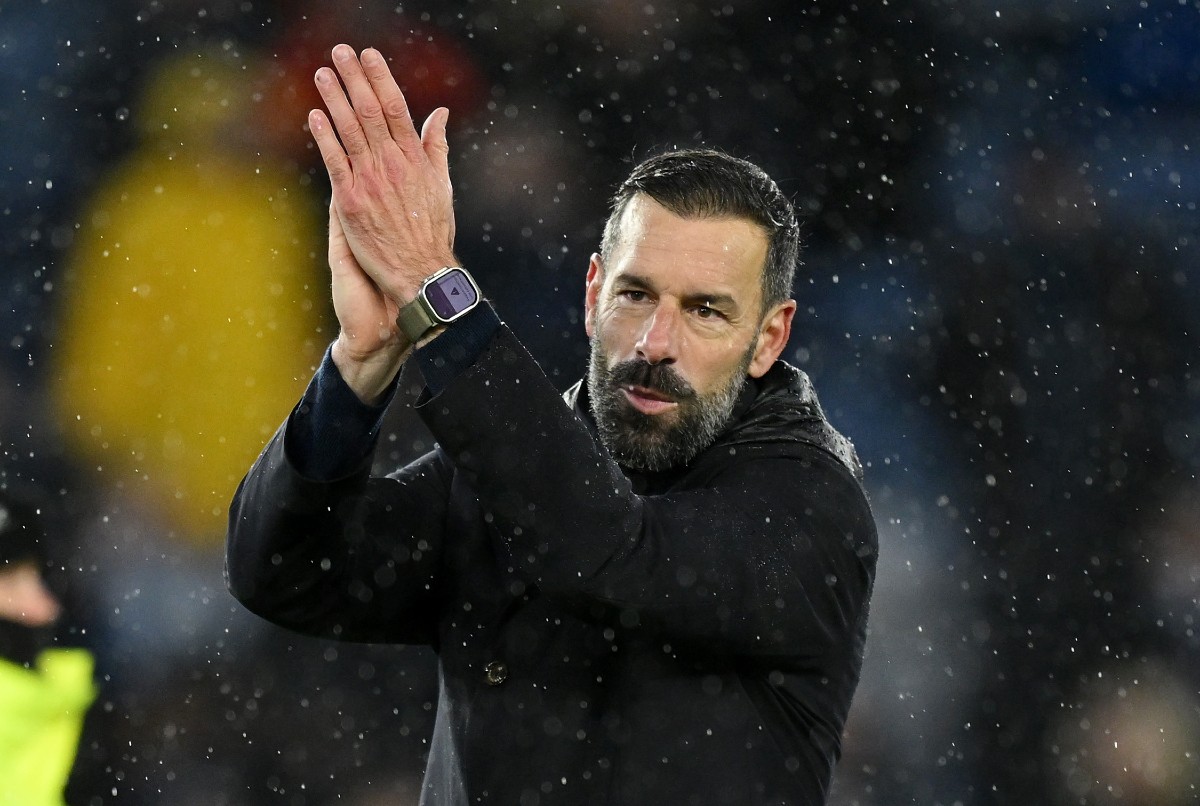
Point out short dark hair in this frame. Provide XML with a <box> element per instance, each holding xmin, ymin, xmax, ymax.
<box><xmin>599</xmin><ymin>148</ymin><xmax>801</xmax><ymax>310</ymax></box>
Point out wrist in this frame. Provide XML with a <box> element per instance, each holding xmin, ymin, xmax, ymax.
<box><xmin>331</xmin><ymin>334</ymin><xmax>411</xmax><ymax>406</ymax></box>
<box><xmin>393</xmin><ymin>253</ymin><xmax>461</xmax><ymax>304</ymax></box>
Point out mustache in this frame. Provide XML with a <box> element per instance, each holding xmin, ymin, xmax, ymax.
<box><xmin>609</xmin><ymin>359</ymin><xmax>697</xmax><ymax>400</ymax></box>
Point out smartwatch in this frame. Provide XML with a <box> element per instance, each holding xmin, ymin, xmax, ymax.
<box><xmin>395</xmin><ymin>266</ymin><xmax>482</xmax><ymax>342</ymax></box>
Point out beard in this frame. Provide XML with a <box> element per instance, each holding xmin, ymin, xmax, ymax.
<box><xmin>587</xmin><ymin>338</ymin><xmax>755</xmax><ymax>472</ymax></box>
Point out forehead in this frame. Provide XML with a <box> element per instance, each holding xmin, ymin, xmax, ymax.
<box><xmin>607</xmin><ymin>196</ymin><xmax>769</xmax><ymax>296</ymax></box>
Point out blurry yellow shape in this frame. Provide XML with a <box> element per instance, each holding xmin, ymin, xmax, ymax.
<box><xmin>53</xmin><ymin>50</ymin><xmax>326</xmax><ymax>544</ymax></box>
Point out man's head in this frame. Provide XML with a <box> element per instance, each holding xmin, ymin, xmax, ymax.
<box><xmin>585</xmin><ymin>149</ymin><xmax>800</xmax><ymax>472</ymax></box>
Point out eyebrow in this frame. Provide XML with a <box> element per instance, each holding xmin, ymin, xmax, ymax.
<box><xmin>614</xmin><ymin>272</ymin><xmax>741</xmax><ymax>314</ymax></box>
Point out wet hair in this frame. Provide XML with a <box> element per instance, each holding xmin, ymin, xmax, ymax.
<box><xmin>599</xmin><ymin>148</ymin><xmax>801</xmax><ymax>310</ymax></box>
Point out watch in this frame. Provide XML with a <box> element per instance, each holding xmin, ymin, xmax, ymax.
<box><xmin>395</xmin><ymin>266</ymin><xmax>482</xmax><ymax>342</ymax></box>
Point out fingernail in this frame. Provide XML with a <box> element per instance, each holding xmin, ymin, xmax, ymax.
<box><xmin>333</xmin><ymin>44</ymin><xmax>352</xmax><ymax>61</ymax></box>
<box><xmin>316</xmin><ymin>67</ymin><xmax>333</xmax><ymax>84</ymax></box>
<box><xmin>362</xmin><ymin>48</ymin><xmax>381</xmax><ymax>65</ymax></box>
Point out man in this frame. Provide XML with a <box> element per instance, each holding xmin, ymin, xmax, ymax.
<box><xmin>226</xmin><ymin>44</ymin><xmax>877</xmax><ymax>805</ymax></box>
<box><xmin>0</xmin><ymin>490</ymin><xmax>96</xmax><ymax>805</ymax></box>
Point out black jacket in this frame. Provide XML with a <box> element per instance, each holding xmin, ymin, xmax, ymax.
<box><xmin>226</xmin><ymin>325</ymin><xmax>877</xmax><ymax>805</ymax></box>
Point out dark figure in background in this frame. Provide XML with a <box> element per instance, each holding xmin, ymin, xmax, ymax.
<box><xmin>0</xmin><ymin>490</ymin><xmax>96</xmax><ymax>805</ymax></box>
<box><xmin>226</xmin><ymin>45</ymin><xmax>877</xmax><ymax>805</ymax></box>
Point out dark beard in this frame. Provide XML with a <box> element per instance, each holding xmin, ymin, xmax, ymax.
<box><xmin>587</xmin><ymin>340</ymin><xmax>754</xmax><ymax>472</ymax></box>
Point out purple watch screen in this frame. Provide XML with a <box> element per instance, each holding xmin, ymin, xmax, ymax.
<box><xmin>426</xmin><ymin>270</ymin><xmax>478</xmax><ymax>320</ymax></box>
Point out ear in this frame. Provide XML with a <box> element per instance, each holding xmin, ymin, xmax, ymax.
<box><xmin>584</xmin><ymin>252</ymin><xmax>604</xmax><ymax>339</ymax></box>
<box><xmin>747</xmin><ymin>300</ymin><xmax>796</xmax><ymax>378</ymax></box>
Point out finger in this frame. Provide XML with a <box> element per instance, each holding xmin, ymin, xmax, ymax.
<box><xmin>315</xmin><ymin>64</ymin><xmax>369</xmax><ymax>159</ymax></box>
<box><xmin>328</xmin><ymin>201</ymin><xmax>347</xmax><ymax>258</ymax></box>
<box><xmin>330</xmin><ymin>44</ymin><xmax>394</xmax><ymax>152</ymax></box>
<box><xmin>308</xmin><ymin>108</ymin><xmax>353</xmax><ymax>192</ymax></box>
<box><xmin>328</xmin><ymin>201</ymin><xmax>366</xmax><ymax>278</ymax></box>
<box><xmin>360</xmin><ymin>47</ymin><xmax>424</xmax><ymax>154</ymax></box>
<box><xmin>420</xmin><ymin>107</ymin><xmax>451</xmax><ymax>179</ymax></box>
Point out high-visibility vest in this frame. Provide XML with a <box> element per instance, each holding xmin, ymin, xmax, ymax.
<box><xmin>0</xmin><ymin>649</ymin><xmax>96</xmax><ymax>805</ymax></box>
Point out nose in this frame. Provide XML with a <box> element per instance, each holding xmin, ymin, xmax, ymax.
<box><xmin>635</xmin><ymin>305</ymin><xmax>679</xmax><ymax>365</ymax></box>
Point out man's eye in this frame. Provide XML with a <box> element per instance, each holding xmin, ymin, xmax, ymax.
<box><xmin>619</xmin><ymin>290</ymin><xmax>647</xmax><ymax>302</ymax></box>
<box><xmin>693</xmin><ymin>305</ymin><xmax>722</xmax><ymax>319</ymax></box>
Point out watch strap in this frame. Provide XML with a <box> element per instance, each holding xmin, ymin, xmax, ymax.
<box><xmin>396</xmin><ymin>296</ymin><xmax>438</xmax><ymax>342</ymax></box>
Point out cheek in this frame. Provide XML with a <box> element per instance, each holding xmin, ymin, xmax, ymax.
<box><xmin>693</xmin><ymin>341</ymin><xmax>752</xmax><ymax>392</ymax></box>
<box><xmin>592</xmin><ymin>307</ymin><xmax>636</xmax><ymax>350</ymax></box>
<box><xmin>588</xmin><ymin>316</ymin><xmax>617</xmax><ymax>363</ymax></box>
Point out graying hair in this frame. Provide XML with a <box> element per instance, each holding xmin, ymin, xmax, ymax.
<box><xmin>599</xmin><ymin>148</ymin><xmax>801</xmax><ymax>310</ymax></box>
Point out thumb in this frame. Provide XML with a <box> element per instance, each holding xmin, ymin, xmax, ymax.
<box><xmin>421</xmin><ymin>107</ymin><xmax>451</xmax><ymax>174</ymax></box>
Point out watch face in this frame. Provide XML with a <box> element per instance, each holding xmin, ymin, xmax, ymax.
<box><xmin>426</xmin><ymin>268</ymin><xmax>479</xmax><ymax>321</ymax></box>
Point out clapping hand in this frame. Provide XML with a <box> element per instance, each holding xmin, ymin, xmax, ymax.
<box><xmin>309</xmin><ymin>44</ymin><xmax>458</xmax><ymax>402</ymax></box>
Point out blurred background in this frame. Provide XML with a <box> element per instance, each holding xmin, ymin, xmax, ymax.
<box><xmin>1</xmin><ymin>0</ymin><xmax>1198</xmax><ymax>803</ymax></box>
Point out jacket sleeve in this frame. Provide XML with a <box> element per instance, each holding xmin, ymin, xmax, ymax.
<box><xmin>417</xmin><ymin>326</ymin><xmax>877</xmax><ymax>658</ymax></box>
<box><xmin>224</xmin><ymin>421</ymin><xmax>453</xmax><ymax>646</ymax></box>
